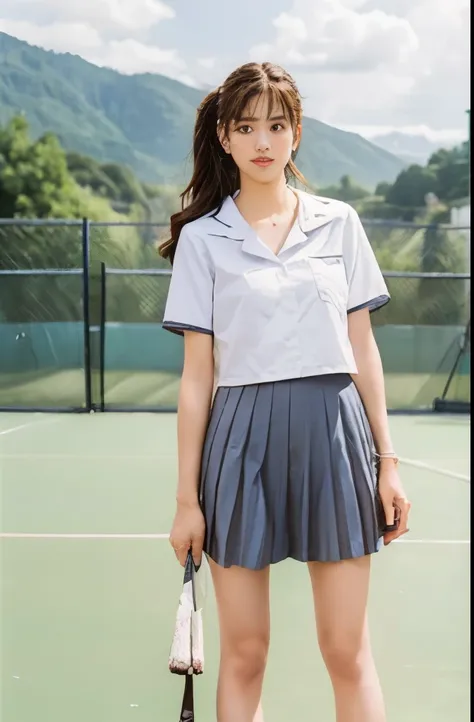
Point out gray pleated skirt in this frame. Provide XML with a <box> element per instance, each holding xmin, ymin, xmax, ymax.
<box><xmin>199</xmin><ymin>374</ymin><xmax>384</xmax><ymax>570</ymax></box>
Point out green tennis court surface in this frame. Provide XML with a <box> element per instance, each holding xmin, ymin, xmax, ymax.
<box><xmin>0</xmin><ymin>411</ymin><xmax>470</xmax><ymax>721</ymax></box>
<box><xmin>1</xmin><ymin>369</ymin><xmax>470</xmax><ymax>411</ymax></box>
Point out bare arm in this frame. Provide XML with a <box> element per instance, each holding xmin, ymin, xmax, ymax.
<box><xmin>169</xmin><ymin>330</ymin><xmax>214</xmax><ymax>566</ymax></box>
<box><xmin>348</xmin><ymin>308</ymin><xmax>393</xmax><ymax>454</ymax></box>
<box><xmin>176</xmin><ymin>330</ymin><xmax>215</xmax><ymax>505</ymax></box>
<box><xmin>348</xmin><ymin>308</ymin><xmax>411</xmax><ymax>541</ymax></box>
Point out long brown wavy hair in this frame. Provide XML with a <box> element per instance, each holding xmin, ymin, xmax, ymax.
<box><xmin>159</xmin><ymin>62</ymin><xmax>307</xmax><ymax>263</ymax></box>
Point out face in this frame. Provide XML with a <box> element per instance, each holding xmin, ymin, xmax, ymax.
<box><xmin>219</xmin><ymin>92</ymin><xmax>301</xmax><ymax>185</ymax></box>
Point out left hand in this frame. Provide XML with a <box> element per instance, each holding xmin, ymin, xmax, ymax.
<box><xmin>378</xmin><ymin>459</ymin><xmax>411</xmax><ymax>545</ymax></box>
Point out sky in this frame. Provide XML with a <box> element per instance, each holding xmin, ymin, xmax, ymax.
<box><xmin>0</xmin><ymin>0</ymin><xmax>470</xmax><ymax>143</ymax></box>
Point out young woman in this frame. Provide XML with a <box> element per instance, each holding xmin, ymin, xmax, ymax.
<box><xmin>160</xmin><ymin>62</ymin><xmax>411</xmax><ymax>722</ymax></box>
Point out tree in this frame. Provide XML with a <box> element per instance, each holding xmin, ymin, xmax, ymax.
<box><xmin>0</xmin><ymin>115</ymin><xmax>83</xmax><ymax>219</ymax></box>
<box><xmin>374</xmin><ymin>181</ymin><xmax>391</xmax><ymax>197</ymax></box>
<box><xmin>100</xmin><ymin>163</ymin><xmax>149</xmax><ymax>207</ymax></box>
<box><xmin>385</xmin><ymin>164</ymin><xmax>438</xmax><ymax>209</ymax></box>
<box><xmin>428</xmin><ymin>143</ymin><xmax>469</xmax><ymax>202</ymax></box>
<box><xmin>318</xmin><ymin>175</ymin><xmax>370</xmax><ymax>202</ymax></box>
<box><xmin>0</xmin><ymin>116</ymin><xmax>157</xmax><ymax>325</ymax></box>
<box><xmin>66</xmin><ymin>152</ymin><xmax>121</xmax><ymax>201</ymax></box>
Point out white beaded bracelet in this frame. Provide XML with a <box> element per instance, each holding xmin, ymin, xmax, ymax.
<box><xmin>375</xmin><ymin>451</ymin><xmax>399</xmax><ymax>464</ymax></box>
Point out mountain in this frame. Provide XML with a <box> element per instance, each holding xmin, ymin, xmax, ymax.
<box><xmin>369</xmin><ymin>132</ymin><xmax>451</xmax><ymax>166</ymax></box>
<box><xmin>0</xmin><ymin>32</ymin><xmax>406</xmax><ymax>189</ymax></box>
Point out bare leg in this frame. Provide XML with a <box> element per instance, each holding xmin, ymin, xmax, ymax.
<box><xmin>308</xmin><ymin>556</ymin><xmax>386</xmax><ymax>722</ymax></box>
<box><xmin>210</xmin><ymin>559</ymin><xmax>270</xmax><ymax>722</ymax></box>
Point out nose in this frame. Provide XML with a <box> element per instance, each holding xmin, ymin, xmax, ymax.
<box><xmin>255</xmin><ymin>130</ymin><xmax>271</xmax><ymax>152</ymax></box>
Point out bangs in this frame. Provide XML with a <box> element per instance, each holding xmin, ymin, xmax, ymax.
<box><xmin>223</xmin><ymin>82</ymin><xmax>297</xmax><ymax>129</ymax></box>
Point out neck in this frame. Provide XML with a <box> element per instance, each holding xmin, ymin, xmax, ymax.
<box><xmin>235</xmin><ymin>174</ymin><xmax>295</xmax><ymax>221</ymax></box>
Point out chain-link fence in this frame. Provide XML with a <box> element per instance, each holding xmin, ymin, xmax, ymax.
<box><xmin>373</xmin><ymin>272</ymin><xmax>470</xmax><ymax>410</ymax></box>
<box><xmin>363</xmin><ymin>219</ymin><xmax>470</xmax><ymax>274</ymax></box>
<box><xmin>0</xmin><ymin>218</ymin><xmax>470</xmax><ymax>412</ymax></box>
<box><xmin>0</xmin><ymin>220</ymin><xmax>88</xmax><ymax>410</ymax></box>
<box><xmin>375</xmin><ymin>272</ymin><xmax>470</xmax><ymax>327</ymax></box>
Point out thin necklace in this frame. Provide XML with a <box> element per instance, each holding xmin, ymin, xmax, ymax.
<box><xmin>271</xmin><ymin>196</ymin><xmax>298</xmax><ymax>227</ymax></box>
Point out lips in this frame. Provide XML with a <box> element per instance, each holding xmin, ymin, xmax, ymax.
<box><xmin>251</xmin><ymin>158</ymin><xmax>274</xmax><ymax>167</ymax></box>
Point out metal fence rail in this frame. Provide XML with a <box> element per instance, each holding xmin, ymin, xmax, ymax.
<box><xmin>0</xmin><ymin>218</ymin><xmax>470</xmax><ymax>413</ymax></box>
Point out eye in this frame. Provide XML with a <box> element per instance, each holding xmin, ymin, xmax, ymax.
<box><xmin>237</xmin><ymin>125</ymin><xmax>252</xmax><ymax>134</ymax></box>
<box><xmin>271</xmin><ymin>123</ymin><xmax>285</xmax><ymax>132</ymax></box>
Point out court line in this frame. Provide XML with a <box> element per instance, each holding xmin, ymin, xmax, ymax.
<box><xmin>395</xmin><ymin>539</ymin><xmax>470</xmax><ymax>545</ymax></box>
<box><xmin>399</xmin><ymin>456</ymin><xmax>470</xmax><ymax>483</ymax></box>
<box><xmin>0</xmin><ymin>453</ymin><xmax>173</xmax><ymax>459</ymax></box>
<box><xmin>0</xmin><ymin>422</ymin><xmax>42</xmax><ymax>437</ymax></box>
<box><xmin>0</xmin><ymin>532</ymin><xmax>469</xmax><ymax>545</ymax></box>
<box><xmin>0</xmin><ymin>416</ymin><xmax>63</xmax><ymax>437</ymax></box>
<box><xmin>0</xmin><ymin>533</ymin><xmax>171</xmax><ymax>539</ymax></box>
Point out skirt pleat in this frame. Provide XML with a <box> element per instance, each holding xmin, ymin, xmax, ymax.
<box><xmin>200</xmin><ymin>374</ymin><xmax>383</xmax><ymax>570</ymax></box>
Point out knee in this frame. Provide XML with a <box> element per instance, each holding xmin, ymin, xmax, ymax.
<box><xmin>224</xmin><ymin>634</ymin><xmax>269</xmax><ymax>684</ymax></box>
<box><xmin>319</xmin><ymin>634</ymin><xmax>367</xmax><ymax>683</ymax></box>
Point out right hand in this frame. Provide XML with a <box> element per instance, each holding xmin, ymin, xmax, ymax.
<box><xmin>378</xmin><ymin>459</ymin><xmax>411</xmax><ymax>545</ymax></box>
<box><xmin>169</xmin><ymin>500</ymin><xmax>206</xmax><ymax>568</ymax></box>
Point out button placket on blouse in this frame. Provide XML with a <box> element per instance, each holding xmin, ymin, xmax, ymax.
<box><xmin>275</xmin><ymin>262</ymin><xmax>302</xmax><ymax>372</ymax></box>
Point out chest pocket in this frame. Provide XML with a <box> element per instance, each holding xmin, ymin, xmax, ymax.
<box><xmin>307</xmin><ymin>255</ymin><xmax>348</xmax><ymax>314</ymax></box>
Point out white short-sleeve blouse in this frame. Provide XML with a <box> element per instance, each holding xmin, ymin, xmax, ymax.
<box><xmin>163</xmin><ymin>188</ymin><xmax>389</xmax><ymax>387</ymax></box>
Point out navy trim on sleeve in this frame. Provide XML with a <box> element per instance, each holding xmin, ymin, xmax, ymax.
<box><xmin>162</xmin><ymin>321</ymin><xmax>214</xmax><ymax>336</ymax></box>
<box><xmin>347</xmin><ymin>294</ymin><xmax>390</xmax><ymax>315</ymax></box>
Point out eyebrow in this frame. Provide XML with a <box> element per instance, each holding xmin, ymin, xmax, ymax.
<box><xmin>236</xmin><ymin>115</ymin><xmax>287</xmax><ymax>123</ymax></box>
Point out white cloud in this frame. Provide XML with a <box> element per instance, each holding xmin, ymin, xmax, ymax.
<box><xmin>249</xmin><ymin>0</ymin><xmax>469</xmax><ymax>134</ymax></box>
<box><xmin>395</xmin><ymin>0</ymin><xmax>470</xmax><ymax>128</ymax></box>
<box><xmin>0</xmin><ymin>19</ymin><xmax>103</xmax><ymax>53</ymax></box>
<box><xmin>88</xmin><ymin>38</ymin><xmax>186</xmax><ymax>76</ymax></box>
<box><xmin>198</xmin><ymin>57</ymin><xmax>217</xmax><ymax>70</ymax></box>
<box><xmin>0</xmin><ymin>0</ymin><xmax>193</xmax><ymax>84</ymax></box>
<box><xmin>337</xmin><ymin>124</ymin><xmax>467</xmax><ymax>144</ymax></box>
<box><xmin>0</xmin><ymin>0</ymin><xmax>469</xmax><ymax>135</ymax></box>
<box><xmin>0</xmin><ymin>0</ymin><xmax>175</xmax><ymax>32</ymax></box>
<box><xmin>251</xmin><ymin>1</ymin><xmax>419</xmax><ymax>71</ymax></box>
<box><xmin>273</xmin><ymin>13</ymin><xmax>307</xmax><ymax>47</ymax></box>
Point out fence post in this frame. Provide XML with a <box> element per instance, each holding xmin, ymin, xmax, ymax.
<box><xmin>99</xmin><ymin>262</ymin><xmax>106</xmax><ymax>411</ymax></box>
<box><xmin>82</xmin><ymin>217</ymin><xmax>92</xmax><ymax>411</ymax></box>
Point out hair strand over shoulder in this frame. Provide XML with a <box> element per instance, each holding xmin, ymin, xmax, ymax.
<box><xmin>159</xmin><ymin>62</ymin><xmax>307</xmax><ymax>264</ymax></box>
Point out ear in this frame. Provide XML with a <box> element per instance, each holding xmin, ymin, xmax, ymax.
<box><xmin>292</xmin><ymin>123</ymin><xmax>302</xmax><ymax>152</ymax></box>
<box><xmin>218</xmin><ymin>126</ymin><xmax>231</xmax><ymax>154</ymax></box>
